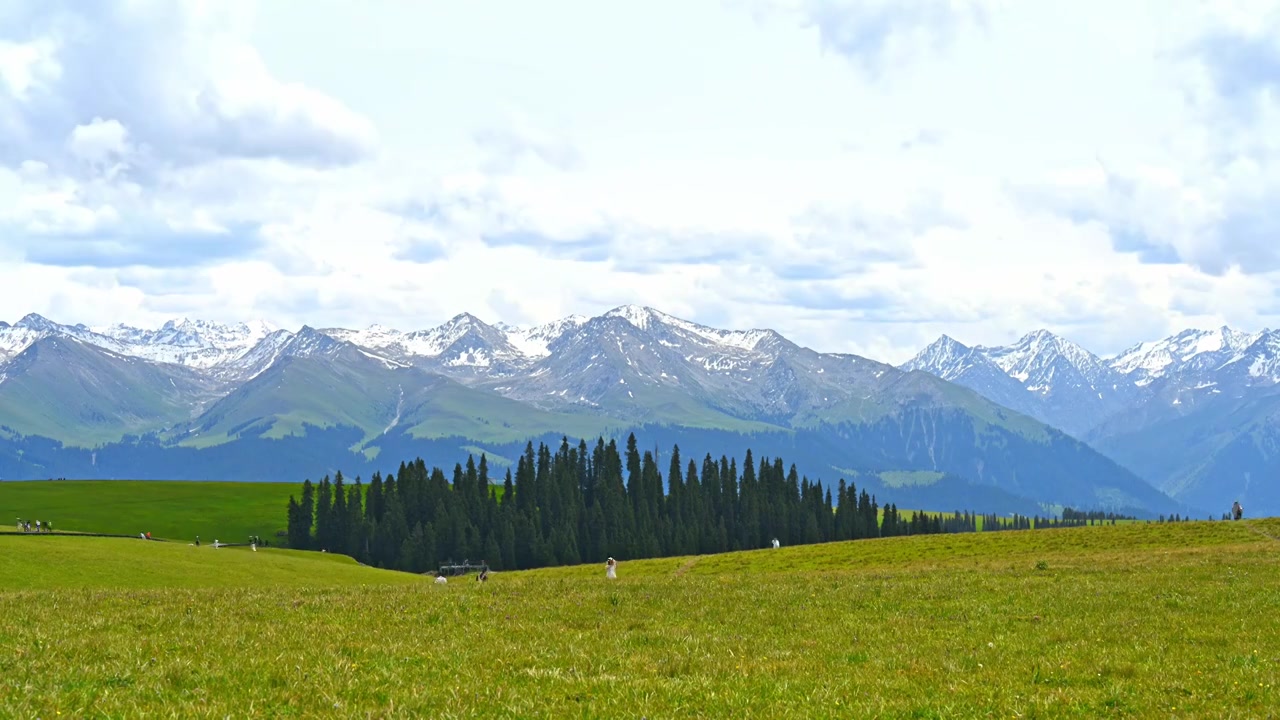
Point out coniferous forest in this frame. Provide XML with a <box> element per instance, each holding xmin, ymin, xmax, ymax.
<box><xmin>284</xmin><ymin>433</ymin><xmax>1127</xmax><ymax>573</ymax></box>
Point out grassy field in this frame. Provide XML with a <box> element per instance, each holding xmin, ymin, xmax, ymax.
<box><xmin>0</xmin><ymin>535</ymin><xmax>423</xmax><ymax>590</ymax></box>
<box><xmin>0</xmin><ymin>480</ymin><xmax>296</xmax><ymax>543</ymax></box>
<box><xmin>2</xmin><ymin>518</ymin><xmax>1278</xmax><ymax>716</ymax></box>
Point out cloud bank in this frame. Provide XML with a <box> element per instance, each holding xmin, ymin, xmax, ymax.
<box><xmin>1</xmin><ymin>0</ymin><xmax>1278</xmax><ymax>363</ymax></box>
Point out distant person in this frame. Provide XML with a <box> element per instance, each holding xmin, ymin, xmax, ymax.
<box><xmin>478</xmin><ymin>567</ymin><xmax>489</xmax><ymax>582</ymax></box>
<box><xmin>45</xmin><ymin>521</ymin><xmax>52</xmax><ymax>533</ymax></box>
<box><xmin>606</xmin><ymin>557</ymin><xmax>617</xmax><ymax>579</ymax></box>
<box><xmin>435</xmin><ymin>573</ymin><xmax>448</xmax><ymax>584</ymax></box>
<box><xmin>195</xmin><ymin>536</ymin><xmax>200</xmax><ymax>547</ymax></box>
<box><xmin>1233</xmin><ymin>501</ymin><xmax>1244</xmax><ymax>521</ymax></box>
<box><xmin>771</xmin><ymin>537</ymin><xmax>780</xmax><ymax>549</ymax></box>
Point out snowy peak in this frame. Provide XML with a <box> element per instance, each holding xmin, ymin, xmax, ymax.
<box><xmin>281</xmin><ymin>326</ymin><xmax>346</xmax><ymax>359</ymax></box>
<box><xmin>499</xmin><ymin>315</ymin><xmax>588</xmax><ymax>357</ymax></box>
<box><xmin>322</xmin><ymin>313</ymin><xmax>525</xmax><ymax>370</ymax></box>
<box><xmin>1109</xmin><ymin>325</ymin><xmax>1265</xmax><ymax>382</ymax></box>
<box><xmin>86</xmin><ymin>318</ymin><xmax>276</xmax><ymax>369</ymax></box>
<box><xmin>15</xmin><ymin>313</ymin><xmax>60</xmax><ymax>332</ymax></box>
<box><xmin>599</xmin><ymin>305</ymin><xmax>794</xmax><ymax>356</ymax></box>
<box><xmin>604</xmin><ymin>304</ymin><xmax>661</xmax><ymax>330</ymax></box>
<box><xmin>901</xmin><ymin>335</ymin><xmax>976</xmax><ymax>379</ymax></box>
<box><xmin>99</xmin><ymin>317</ymin><xmax>275</xmax><ymax>348</ymax></box>
<box><xmin>981</xmin><ymin>330</ymin><xmax>1105</xmax><ymax>383</ymax></box>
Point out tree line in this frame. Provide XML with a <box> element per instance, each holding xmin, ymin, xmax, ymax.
<box><xmin>283</xmin><ymin>433</ymin><xmax>1117</xmax><ymax>573</ymax></box>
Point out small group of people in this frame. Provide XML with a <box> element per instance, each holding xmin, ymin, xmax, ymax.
<box><xmin>15</xmin><ymin>519</ymin><xmax>51</xmax><ymax>533</ymax></box>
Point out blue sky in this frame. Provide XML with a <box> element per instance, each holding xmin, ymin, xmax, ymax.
<box><xmin>0</xmin><ymin>0</ymin><xmax>1278</xmax><ymax>363</ymax></box>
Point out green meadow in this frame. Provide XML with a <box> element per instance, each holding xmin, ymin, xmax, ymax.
<box><xmin>0</xmin><ymin>480</ymin><xmax>296</xmax><ymax>543</ymax></box>
<box><xmin>2</xmin><ymin>516</ymin><xmax>1278</xmax><ymax>717</ymax></box>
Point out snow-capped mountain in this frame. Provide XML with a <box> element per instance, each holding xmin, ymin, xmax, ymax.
<box><xmin>0</xmin><ymin>313</ymin><xmax>277</xmax><ymax>369</ymax></box>
<box><xmin>901</xmin><ymin>325</ymin><xmax>1280</xmax><ymax>438</ymax></box>
<box><xmin>901</xmin><ymin>335</ymin><xmax>1046</xmax><ymax>424</ymax></box>
<box><xmin>1110</xmin><ymin>326</ymin><xmax>1266</xmax><ymax>386</ymax></box>
<box><xmin>0</xmin><ymin>304</ymin><xmax>1183</xmax><ymax>517</ymax></box>
<box><xmin>95</xmin><ymin>318</ymin><xmax>278</xmax><ymax>368</ymax></box>
<box><xmin>321</xmin><ymin>313</ymin><xmax>528</xmax><ymax>374</ymax></box>
<box><xmin>904</xmin><ymin>324</ymin><xmax>1280</xmax><ymax>515</ymax></box>
<box><xmin>8</xmin><ymin>300</ymin><xmax>1280</xmax><ymax>516</ymax></box>
<box><xmin>902</xmin><ymin>330</ymin><xmax>1136</xmax><ymax>437</ymax></box>
<box><xmin>496</xmin><ymin>315</ymin><xmax>588</xmax><ymax>358</ymax></box>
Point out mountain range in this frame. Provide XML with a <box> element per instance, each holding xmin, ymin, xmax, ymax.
<box><xmin>903</xmin><ymin>326</ymin><xmax>1280</xmax><ymax>516</ymax></box>
<box><xmin>0</xmin><ymin>307</ymin><xmax>1212</xmax><ymax>518</ymax></box>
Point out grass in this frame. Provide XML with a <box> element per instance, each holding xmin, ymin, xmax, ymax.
<box><xmin>2</xmin><ymin>518</ymin><xmax>1278</xmax><ymax>716</ymax></box>
<box><xmin>0</xmin><ymin>535</ymin><xmax>423</xmax><ymax>590</ymax></box>
<box><xmin>0</xmin><ymin>480</ymin><xmax>296</xmax><ymax>543</ymax></box>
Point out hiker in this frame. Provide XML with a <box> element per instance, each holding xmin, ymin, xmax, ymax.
<box><xmin>1232</xmin><ymin>501</ymin><xmax>1244</xmax><ymax>521</ymax></box>
<box><xmin>45</xmin><ymin>521</ymin><xmax>52</xmax><ymax>533</ymax></box>
<box><xmin>477</xmin><ymin>567</ymin><xmax>489</xmax><ymax>582</ymax></box>
<box><xmin>606</xmin><ymin>557</ymin><xmax>617</xmax><ymax>579</ymax></box>
<box><xmin>771</xmin><ymin>537</ymin><xmax>780</xmax><ymax>549</ymax></box>
<box><xmin>195</xmin><ymin>536</ymin><xmax>200</xmax><ymax>547</ymax></box>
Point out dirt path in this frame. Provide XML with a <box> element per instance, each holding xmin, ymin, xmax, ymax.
<box><xmin>1240</xmin><ymin>521</ymin><xmax>1280</xmax><ymax>543</ymax></box>
<box><xmin>673</xmin><ymin>556</ymin><xmax>702</xmax><ymax>577</ymax></box>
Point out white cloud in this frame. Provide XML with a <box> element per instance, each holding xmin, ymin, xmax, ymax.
<box><xmin>2</xmin><ymin>0</ymin><xmax>1280</xmax><ymax>365</ymax></box>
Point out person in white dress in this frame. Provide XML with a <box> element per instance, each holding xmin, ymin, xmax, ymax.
<box><xmin>606</xmin><ymin>557</ymin><xmax>617</xmax><ymax>579</ymax></box>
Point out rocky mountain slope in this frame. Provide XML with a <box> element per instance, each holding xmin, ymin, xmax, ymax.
<box><xmin>903</xmin><ymin>325</ymin><xmax>1280</xmax><ymax>515</ymax></box>
<box><xmin>0</xmin><ymin>308</ymin><xmax>1184</xmax><ymax>516</ymax></box>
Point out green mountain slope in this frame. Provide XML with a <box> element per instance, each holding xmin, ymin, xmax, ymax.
<box><xmin>1091</xmin><ymin>389</ymin><xmax>1280</xmax><ymax>514</ymax></box>
<box><xmin>182</xmin><ymin>345</ymin><xmax>614</xmax><ymax>450</ymax></box>
<box><xmin>0</xmin><ymin>337</ymin><xmax>215</xmax><ymax>447</ymax></box>
<box><xmin>0</xmin><ymin>314</ymin><xmax>1185</xmax><ymax>516</ymax></box>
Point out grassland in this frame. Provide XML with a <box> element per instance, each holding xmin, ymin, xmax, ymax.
<box><xmin>0</xmin><ymin>480</ymin><xmax>296</xmax><ymax>543</ymax></box>
<box><xmin>2</xmin><ymin>518</ymin><xmax>1278</xmax><ymax>717</ymax></box>
<box><xmin>0</xmin><ymin>535</ymin><xmax>423</xmax><ymax>590</ymax></box>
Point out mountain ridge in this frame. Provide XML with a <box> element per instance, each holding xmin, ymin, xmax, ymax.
<box><xmin>903</xmin><ymin>325</ymin><xmax>1280</xmax><ymax>515</ymax></box>
<box><xmin>0</xmin><ymin>307</ymin><xmax>1183</xmax><ymax>517</ymax></box>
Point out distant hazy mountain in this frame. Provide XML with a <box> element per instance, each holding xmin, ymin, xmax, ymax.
<box><xmin>903</xmin><ymin>325</ymin><xmax>1280</xmax><ymax>516</ymax></box>
<box><xmin>0</xmin><ymin>307</ymin><xmax>1183</xmax><ymax>517</ymax></box>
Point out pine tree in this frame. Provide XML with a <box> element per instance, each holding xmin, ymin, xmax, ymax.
<box><xmin>314</xmin><ymin>475</ymin><xmax>333</xmax><ymax>551</ymax></box>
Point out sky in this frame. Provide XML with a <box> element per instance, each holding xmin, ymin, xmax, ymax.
<box><xmin>0</xmin><ymin>0</ymin><xmax>1278</xmax><ymax>364</ymax></box>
